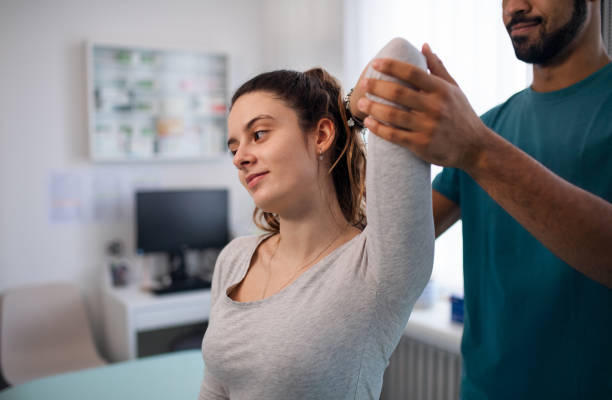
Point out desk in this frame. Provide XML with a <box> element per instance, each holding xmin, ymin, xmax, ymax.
<box><xmin>103</xmin><ymin>285</ymin><xmax>211</xmax><ymax>362</ymax></box>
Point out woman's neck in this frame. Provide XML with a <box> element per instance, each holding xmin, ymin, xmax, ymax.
<box><xmin>274</xmin><ymin>189</ymin><xmax>356</xmax><ymax>265</ymax></box>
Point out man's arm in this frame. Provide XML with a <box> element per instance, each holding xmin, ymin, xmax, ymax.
<box><xmin>433</xmin><ymin>190</ymin><xmax>460</xmax><ymax>238</ymax></box>
<box><xmin>462</xmin><ymin>128</ymin><xmax>612</xmax><ymax>288</ymax></box>
<box><xmin>353</xmin><ymin>44</ymin><xmax>612</xmax><ymax>288</ymax></box>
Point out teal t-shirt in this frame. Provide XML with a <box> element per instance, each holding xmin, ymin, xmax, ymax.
<box><xmin>433</xmin><ymin>63</ymin><xmax>612</xmax><ymax>400</ymax></box>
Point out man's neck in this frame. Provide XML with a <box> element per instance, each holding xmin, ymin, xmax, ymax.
<box><xmin>531</xmin><ymin>15</ymin><xmax>611</xmax><ymax>92</ymax></box>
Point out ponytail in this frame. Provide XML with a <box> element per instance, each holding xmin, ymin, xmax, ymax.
<box><xmin>231</xmin><ymin>68</ymin><xmax>367</xmax><ymax>233</ymax></box>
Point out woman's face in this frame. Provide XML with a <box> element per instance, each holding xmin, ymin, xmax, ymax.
<box><xmin>227</xmin><ymin>91</ymin><xmax>320</xmax><ymax>215</ymax></box>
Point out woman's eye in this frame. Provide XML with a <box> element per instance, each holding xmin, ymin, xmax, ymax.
<box><xmin>254</xmin><ymin>130</ymin><xmax>266</xmax><ymax>140</ymax></box>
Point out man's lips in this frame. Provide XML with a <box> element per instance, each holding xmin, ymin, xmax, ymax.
<box><xmin>508</xmin><ymin>19</ymin><xmax>541</xmax><ymax>35</ymax></box>
<box><xmin>245</xmin><ymin>172</ymin><xmax>269</xmax><ymax>188</ymax></box>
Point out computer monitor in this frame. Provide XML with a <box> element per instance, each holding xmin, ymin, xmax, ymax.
<box><xmin>136</xmin><ymin>188</ymin><xmax>229</xmax><ymax>294</ymax></box>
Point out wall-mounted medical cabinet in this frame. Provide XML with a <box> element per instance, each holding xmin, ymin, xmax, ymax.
<box><xmin>86</xmin><ymin>42</ymin><xmax>228</xmax><ymax>162</ymax></box>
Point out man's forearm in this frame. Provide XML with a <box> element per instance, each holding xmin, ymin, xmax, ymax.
<box><xmin>465</xmin><ymin>127</ymin><xmax>612</xmax><ymax>288</ymax></box>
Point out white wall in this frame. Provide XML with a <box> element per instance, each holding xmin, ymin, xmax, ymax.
<box><xmin>261</xmin><ymin>0</ymin><xmax>345</xmax><ymax>83</ymax></box>
<box><xmin>0</xmin><ymin>0</ymin><xmax>345</xmax><ymax>353</ymax></box>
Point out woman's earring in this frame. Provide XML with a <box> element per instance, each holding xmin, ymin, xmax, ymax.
<box><xmin>318</xmin><ymin>152</ymin><xmax>324</xmax><ymax>161</ymax></box>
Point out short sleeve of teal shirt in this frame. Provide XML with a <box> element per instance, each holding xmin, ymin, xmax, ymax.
<box><xmin>432</xmin><ymin>63</ymin><xmax>612</xmax><ymax>400</ymax></box>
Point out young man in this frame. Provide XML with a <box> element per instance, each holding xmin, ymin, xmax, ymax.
<box><xmin>351</xmin><ymin>0</ymin><xmax>612</xmax><ymax>398</ymax></box>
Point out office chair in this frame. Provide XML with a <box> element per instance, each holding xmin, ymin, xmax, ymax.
<box><xmin>0</xmin><ymin>282</ymin><xmax>106</xmax><ymax>385</ymax></box>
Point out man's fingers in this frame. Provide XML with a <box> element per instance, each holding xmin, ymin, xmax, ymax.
<box><xmin>361</xmin><ymin>78</ymin><xmax>427</xmax><ymax>112</ymax></box>
<box><xmin>363</xmin><ymin>116</ymin><xmax>414</xmax><ymax>147</ymax></box>
<box><xmin>357</xmin><ymin>97</ymin><xmax>420</xmax><ymax>132</ymax></box>
<box><xmin>372</xmin><ymin>58</ymin><xmax>439</xmax><ymax>93</ymax></box>
<box><xmin>365</xmin><ymin>117</ymin><xmax>438</xmax><ymax>164</ymax></box>
<box><xmin>422</xmin><ymin>43</ymin><xmax>458</xmax><ymax>86</ymax></box>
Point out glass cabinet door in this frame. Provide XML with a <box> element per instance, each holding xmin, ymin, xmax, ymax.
<box><xmin>87</xmin><ymin>42</ymin><xmax>228</xmax><ymax>162</ymax></box>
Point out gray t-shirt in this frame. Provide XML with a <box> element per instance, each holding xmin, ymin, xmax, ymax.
<box><xmin>200</xmin><ymin>38</ymin><xmax>434</xmax><ymax>400</ymax></box>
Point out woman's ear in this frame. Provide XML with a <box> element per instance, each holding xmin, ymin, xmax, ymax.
<box><xmin>315</xmin><ymin>118</ymin><xmax>336</xmax><ymax>154</ymax></box>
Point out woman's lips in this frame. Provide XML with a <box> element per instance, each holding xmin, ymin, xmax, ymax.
<box><xmin>246</xmin><ymin>172</ymin><xmax>268</xmax><ymax>188</ymax></box>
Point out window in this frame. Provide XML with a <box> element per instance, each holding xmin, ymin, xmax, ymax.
<box><xmin>344</xmin><ymin>0</ymin><xmax>531</xmax><ymax>292</ymax></box>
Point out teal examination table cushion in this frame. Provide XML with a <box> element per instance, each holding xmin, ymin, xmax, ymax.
<box><xmin>0</xmin><ymin>349</ymin><xmax>204</xmax><ymax>400</ymax></box>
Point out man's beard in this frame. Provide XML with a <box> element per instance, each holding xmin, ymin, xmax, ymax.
<box><xmin>507</xmin><ymin>0</ymin><xmax>587</xmax><ymax>65</ymax></box>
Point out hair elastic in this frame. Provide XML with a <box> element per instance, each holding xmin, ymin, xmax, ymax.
<box><xmin>344</xmin><ymin>88</ymin><xmax>365</xmax><ymax>130</ymax></box>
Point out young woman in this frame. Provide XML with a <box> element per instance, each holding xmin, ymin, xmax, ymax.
<box><xmin>200</xmin><ymin>39</ymin><xmax>434</xmax><ymax>399</ymax></box>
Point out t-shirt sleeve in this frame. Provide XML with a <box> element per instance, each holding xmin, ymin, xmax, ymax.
<box><xmin>581</xmin><ymin>94</ymin><xmax>612</xmax><ymax>203</ymax></box>
<box><xmin>432</xmin><ymin>167</ymin><xmax>461</xmax><ymax>205</ymax></box>
<box><xmin>364</xmin><ymin>38</ymin><xmax>435</xmax><ymax>309</ymax></box>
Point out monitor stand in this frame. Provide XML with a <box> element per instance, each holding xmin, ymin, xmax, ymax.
<box><xmin>152</xmin><ymin>249</ymin><xmax>211</xmax><ymax>295</ymax></box>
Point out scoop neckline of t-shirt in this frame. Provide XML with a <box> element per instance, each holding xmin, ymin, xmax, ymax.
<box><xmin>223</xmin><ymin>229</ymin><xmax>365</xmax><ymax>307</ymax></box>
<box><xmin>526</xmin><ymin>61</ymin><xmax>612</xmax><ymax>103</ymax></box>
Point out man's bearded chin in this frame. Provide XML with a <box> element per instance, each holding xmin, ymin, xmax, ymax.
<box><xmin>509</xmin><ymin>0</ymin><xmax>587</xmax><ymax>65</ymax></box>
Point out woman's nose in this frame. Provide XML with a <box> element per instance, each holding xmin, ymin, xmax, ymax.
<box><xmin>232</xmin><ymin>146</ymin><xmax>255</xmax><ymax>169</ymax></box>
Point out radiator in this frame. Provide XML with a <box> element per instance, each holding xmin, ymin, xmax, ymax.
<box><xmin>380</xmin><ymin>335</ymin><xmax>462</xmax><ymax>400</ymax></box>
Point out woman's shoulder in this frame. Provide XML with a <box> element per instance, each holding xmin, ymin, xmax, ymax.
<box><xmin>214</xmin><ymin>233</ymin><xmax>272</xmax><ymax>274</ymax></box>
<box><xmin>211</xmin><ymin>233</ymin><xmax>266</xmax><ymax>294</ymax></box>
<box><xmin>217</xmin><ymin>234</ymin><xmax>264</xmax><ymax>263</ymax></box>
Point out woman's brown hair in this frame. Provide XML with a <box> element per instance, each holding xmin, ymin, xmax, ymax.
<box><xmin>230</xmin><ymin>68</ymin><xmax>366</xmax><ymax>232</ymax></box>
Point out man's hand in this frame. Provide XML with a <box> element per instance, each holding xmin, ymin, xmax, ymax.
<box><xmin>357</xmin><ymin>43</ymin><xmax>491</xmax><ymax>172</ymax></box>
<box><xmin>357</xmin><ymin>44</ymin><xmax>612</xmax><ymax>287</ymax></box>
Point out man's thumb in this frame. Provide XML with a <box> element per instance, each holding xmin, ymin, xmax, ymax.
<box><xmin>422</xmin><ymin>43</ymin><xmax>457</xmax><ymax>86</ymax></box>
